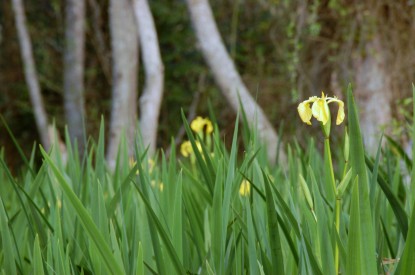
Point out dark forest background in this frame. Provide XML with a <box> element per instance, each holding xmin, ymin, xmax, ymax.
<box><xmin>1</xmin><ymin>0</ymin><xmax>415</xmax><ymax>168</ymax></box>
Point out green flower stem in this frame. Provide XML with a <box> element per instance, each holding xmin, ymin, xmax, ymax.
<box><xmin>335</xmin><ymin>194</ymin><xmax>341</xmax><ymax>275</ymax></box>
<box><xmin>324</xmin><ymin>137</ymin><xmax>340</xmax><ymax>274</ymax></box>
<box><xmin>324</xmin><ymin>138</ymin><xmax>336</xmax><ymax>196</ymax></box>
<box><xmin>336</xmin><ymin>151</ymin><xmax>350</xmax><ymax>274</ymax></box>
<box><xmin>335</xmin><ymin>146</ymin><xmax>349</xmax><ymax>274</ymax></box>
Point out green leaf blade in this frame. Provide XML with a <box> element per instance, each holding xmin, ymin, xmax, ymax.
<box><xmin>347</xmin><ymin>85</ymin><xmax>377</xmax><ymax>275</ymax></box>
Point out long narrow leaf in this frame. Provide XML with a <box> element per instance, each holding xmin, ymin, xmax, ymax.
<box><xmin>0</xmin><ymin>199</ymin><xmax>17</xmax><ymax>274</ymax></box>
<box><xmin>132</xmin><ymin>181</ymin><xmax>187</xmax><ymax>275</ymax></box>
<box><xmin>40</xmin><ymin>146</ymin><xmax>125</xmax><ymax>275</ymax></box>
<box><xmin>32</xmin><ymin>235</ymin><xmax>45</xmax><ymax>275</ymax></box>
<box><xmin>347</xmin><ymin>86</ymin><xmax>377</xmax><ymax>274</ymax></box>
<box><xmin>262</xmin><ymin>169</ymin><xmax>284</xmax><ymax>273</ymax></box>
<box><xmin>398</xmin><ymin>199</ymin><xmax>415</xmax><ymax>275</ymax></box>
<box><xmin>400</xmin><ymin>85</ymin><xmax>415</xmax><ymax>273</ymax></box>
<box><xmin>347</xmin><ymin>178</ymin><xmax>363</xmax><ymax>275</ymax></box>
<box><xmin>365</xmin><ymin>157</ymin><xmax>408</xmax><ymax>239</ymax></box>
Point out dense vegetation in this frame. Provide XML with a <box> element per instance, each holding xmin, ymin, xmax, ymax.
<box><xmin>1</xmin><ymin>88</ymin><xmax>415</xmax><ymax>274</ymax></box>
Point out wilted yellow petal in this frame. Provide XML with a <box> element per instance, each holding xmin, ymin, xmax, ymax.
<box><xmin>297</xmin><ymin>96</ymin><xmax>318</xmax><ymax>125</ymax></box>
<box><xmin>297</xmin><ymin>102</ymin><xmax>313</xmax><ymax>125</ymax></box>
<box><xmin>239</xmin><ymin>180</ymin><xmax>251</xmax><ymax>196</ymax></box>
<box><xmin>336</xmin><ymin>102</ymin><xmax>345</xmax><ymax>125</ymax></box>
<box><xmin>327</xmin><ymin>97</ymin><xmax>345</xmax><ymax>125</ymax></box>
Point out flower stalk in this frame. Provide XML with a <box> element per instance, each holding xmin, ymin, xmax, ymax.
<box><xmin>297</xmin><ymin>91</ymin><xmax>345</xmax><ymax>274</ymax></box>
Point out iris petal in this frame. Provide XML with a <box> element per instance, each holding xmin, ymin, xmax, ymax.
<box><xmin>312</xmin><ymin>98</ymin><xmax>330</xmax><ymax>124</ymax></box>
<box><xmin>180</xmin><ymin>141</ymin><xmax>192</xmax><ymax>157</ymax></box>
<box><xmin>191</xmin><ymin>116</ymin><xmax>213</xmax><ymax>134</ymax></box>
<box><xmin>297</xmin><ymin>102</ymin><xmax>313</xmax><ymax>125</ymax></box>
<box><xmin>327</xmin><ymin>98</ymin><xmax>345</xmax><ymax>125</ymax></box>
<box><xmin>239</xmin><ymin>180</ymin><xmax>251</xmax><ymax>196</ymax></box>
<box><xmin>336</xmin><ymin>102</ymin><xmax>345</xmax><ymax>125</ymax></box>
<box><xmin>190</xmin><ymin>116</ymin><xmax>205</xmax><ymax>133</ymax></box>
<box><xmin>298</xmin><ymin>93</ymin><xmax>344</xmax><ymax>126</ymax></box>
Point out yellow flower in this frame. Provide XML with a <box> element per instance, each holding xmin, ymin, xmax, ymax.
<box><xmin>180</xmin><ymin>140</ymin><xmax>202</xmax><ymax>157</ymax></box>
<box><xmin>129</xmin><ymin>157</ymin><xmax>139</xmax><ymax>175</ymax></box>
<box><xmin>191</xmin><ymin>116</ymin><xmax>213</xmax><ymax>134</ymax></box>
<box><xmin>180</xmin><ymin>141</ymin><xmax>193</xmax><ymax>157</ymax></box>
<box><xmin>239</xmin><ymin>180</ymin><xmax>251</xmax><ymax>197</ymax></box>
<box><xmin>129</xmin><ymin>157</ymin><xmax>136</xmax><ymax>168</ymax></box>
<box><xmin>158</xmin><ymin>182</ymin><xmax>164</xmax><ymax>192</ymax></box>
<box><xmin>129</xmin><ymin>157</ymin><xmax>155</xmax><ymax>174</ymax></box>
<box><xmin>148</xmin><ymin>158</ymin><xmax>155</xmax><ymax>173</ymax></box>
<box><xmin>151</xmin><ymin>180</ymin><xmax>164</xmax><ymax>192</ymax></box>
<box><xmin>297</xmin><ymin>92</ymin><xmax>345</xmax><ymax>125</ymax></box>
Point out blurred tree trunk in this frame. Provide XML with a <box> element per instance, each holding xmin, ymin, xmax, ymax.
<box><xmin>133</xmin><ymin>0</ymin><xmax>164</xmax><ymax>155</ymax></box>
<box><xmin>185</xmin><ymin>0</ymin><xmax>285</xmax><ymax>164</ymax></box>
<box><xmin>11</xmin><ymin>0</ymin><xmax>51</xmax><ymax>150</ymax></box>
<box><xmin>107</xmin><ymin>0</ymin><xmax>138</xmax><ymax>168</ymax></box>
<box><xmin>88</xmin><ymin>0</ymin><xmax>112</xmax><ymax>84</ymax></box>
<box><xmin>64</xmin><ymin>0</ymin><xmax>86</xmax><ymax>154</ymax></box>
<box><xmin>353</xmin><ymin>37</ymin><xmax>392</xmax><ymax>154</ymax></box>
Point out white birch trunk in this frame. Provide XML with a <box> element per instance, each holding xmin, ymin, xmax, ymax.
<box><xmin>64</xmin><ymin>0</ymin><xmax>86</xmax><ymax>153</ymax></box>
<box><xmin>354</xmin><ymin>38</ymin><xmax>392</xmax><ymax>154</ymax></box>
<box><xmin>11</xmin><ymin>0</ymin><xmax>51</xmax><ymax>150</ymax></box>
<box><xmin>107</xmin><ymin>0</ymin><xmax>138</xmax><ymax>168</ymax></box>
<box><xmin>132</xmin><ymin>0</ymin><xmax>164</xmax><ymax>155</ymax></box>
<box><xmin>185</xmin><ymin>0</ymin><xmax>285</xmax><ymax>164</ymax></box>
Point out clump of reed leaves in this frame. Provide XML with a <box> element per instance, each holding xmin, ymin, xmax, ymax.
<box><xmin>1</xmin><ymin>86</ymin><xmax>415</xmax><ymax>275</ymax></box>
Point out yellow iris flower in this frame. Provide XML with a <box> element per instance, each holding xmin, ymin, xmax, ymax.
<box><xmin>129</xmin><ymin>157</ymin><xmax>139</xmax><ymax>175</ymax></box>
<box><xmin>129</xmin><ymin>157</ymin><xmax>155</xmax><ymax>174</ymax></box>
<box><xmin>180</xmin><ymin>141</ymin><xmax>193</xmax><ymax>157</ymax></box>
<box><xmin>180</xmin><ymin>140</ymin><xmax>202</xmax><ymax>157</ymax></box>
<box><xmin>297</xmin><ymin>92</ymin><xmax>345</xmax><ymax>125</ymax></box>
<box><xmin>239</xmin><ymin>180</ymin><xmax>251</xmax><ymax>197</ymax></box>
<box><xmin>191</xmin><ymin>116</ymin><xmax>213</xmax><ymax>134</ymax></box>
<box><xmin>151</xmin><ymin>180</ymin><xmax>164</xmax><ymax>192</ymax></box>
